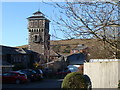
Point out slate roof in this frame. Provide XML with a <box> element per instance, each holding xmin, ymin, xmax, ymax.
<box><xmin>1</xmin><ymin>45</ymin><xmax>17</xmax><ymax>55</ymax></box>
<box><xmin>27</xmin><ymin>16</ymin><xmax>45</xmax><ymax>19</ymax></box>
<box><xmin>33</xmin><ymin>11</ymin><xmax>43</xmax><ymax>15</ymax></box>
<box><xmin>0</xmin><ymin>45</ymin><xmax>31</xmax><ymax>55</ymax></box>
<box><xmin>27</xmin><ymin>10</ymin><xmax>50</xmax><ymax>21</ymax></box>
<box><xmin>66</xmin><ymin>53</ymin><xmax>86</xmax><ymax>65</ymax></box>
<box><xmin>73</xmin><ymin>44</ymin><xmax>88</xmax><ymax>50</ymax></box>
<box><xmin>49</xmin><ymin>50</ymin><xmax>61</xmax><ymax>57</ymax></box>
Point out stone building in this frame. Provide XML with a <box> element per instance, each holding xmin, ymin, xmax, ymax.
<box><xmin>1</xmin><ymin>45</ymin><xmax>36</xmax><ymax>71</ymax></box>
<box><xmin>27</xmin><ymin>11</ymin><xmax>50</xmax><ymax>63</ymax></box>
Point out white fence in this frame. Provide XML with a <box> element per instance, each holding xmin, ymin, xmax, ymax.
<box><xmin>84</xmin><ymin>59</ymin><xmax>120</xmax><ymax>88</ymax></box>
<box><xmin>90</xmin><ymin>59</ymin><xmax>120</xmax><ymax>62</ymax></box>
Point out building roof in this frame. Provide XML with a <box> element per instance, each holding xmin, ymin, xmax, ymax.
<box><xmin>49</xmin><ymin>50</ymin><xmax>61</xmax><ymax>57</ymax></box>
<box><xmin>0</xmin><ymin>45</ymin><xmax>32</xmax><ymax>55</ymax></box>
<box><xmin>33</xmin><ymin>11</ymin><xmax>43</xmax><ymax>15</ymax></box>
<box><xmin>66</xmin><ymin>53</ymin><xmax>86</xmax><ymax>65</ymax></box>
<box><xmin>73</xmin><ymin>44</ymin><xmax>88</xmax><ymax>50</ymax></box>
<box><xmin>27</xmin><ymin>10</ymin><xmax>50</xmax><ymax>21</ymax></box>
<box><xmin>27</xmin><ymin>16</ymin><xmax>45</xmax><ymax>19</ymax></box>
<box><xmin>1</xmin><ymin>45</ymin><xmax>18</xmax><ymax>55</ymax></box>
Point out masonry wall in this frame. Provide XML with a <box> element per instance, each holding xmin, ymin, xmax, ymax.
<box><xmin>84</xmin><ymin>60</ymin><xmax>120</xmax><ymax>88</ymax></box>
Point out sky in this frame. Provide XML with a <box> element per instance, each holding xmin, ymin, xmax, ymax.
<box><xmin>1</xmin><ymin>1</ymin><xmax>117</xmax><ymax>47</ymax></box>
<box><xmin>1</xmin><ymin>2</ymin><xmax>64</xmax><ymax>47</ymax></box>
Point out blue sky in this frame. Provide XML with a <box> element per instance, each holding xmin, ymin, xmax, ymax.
<box><xmin>2</xmin><ymin>2</ymin><xmax>64</xmax><ymax>47</ymax></box>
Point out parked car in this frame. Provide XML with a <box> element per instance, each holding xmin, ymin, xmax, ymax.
<box><xmin>34</xmin><ymin>69</ymin><xmax>43</xmax><ymax>80</ymax></box>
<box><xmin>56</xmin><ymin>69</ymin><xmax>71</xmax><ymax>75</ymax></box>
<box><xmin>42</xmin><ymin>68</ymin><xmax>53</xmax><ymax>78</ymax></box>
<box><xmin>18</xmin><ymin>69</ymin><xmax>38</xmax><ymax>82</ymax></box>
<box><xmin>2</xmin><ymin>71</ymin><xmax>28</xmax><ymax>84</ymax></box>
<box><xmin>56</xmin><ymin>69</ymin><xmax>71</xmax><ymax>78</ymax></box>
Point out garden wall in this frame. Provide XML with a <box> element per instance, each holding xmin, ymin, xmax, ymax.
<box><xmin>84</xmin><ymin>60</ymin><xmax>120</xmax><ymax>88</ymax></box>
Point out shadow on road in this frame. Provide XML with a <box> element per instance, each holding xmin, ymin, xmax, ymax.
<box><xmin>2</xmin><ymin>79</ymin><xmax>63</xmax><ymax>89</ymax></box>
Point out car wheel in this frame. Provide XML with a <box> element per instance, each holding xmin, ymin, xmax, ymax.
<box><xmin>15</xmin><ymin>79</ymin><xmax>20</xmax><ymax>84</ymax></box>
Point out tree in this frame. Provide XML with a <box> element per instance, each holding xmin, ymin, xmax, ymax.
<box><xmin>52</xmin><ymin>45</ymin><xmax>61</xmax><ymax>52</ymax></box>
<box><xmin>62</xmin><ymin>45</ymin><xmax>71</xmax><ymax>53</ymax></box>
<box><xmin>45</xmin><ymin>1</ymin><xmax>120</xmax><ymax>58</ymax></box>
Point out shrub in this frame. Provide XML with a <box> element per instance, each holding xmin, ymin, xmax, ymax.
<box><xmin>61</xmin><ymin>72</ymin><xmax>88</xmax><ymax>88</ymax></box>
<box><xmin>118</xmin><ymin>80</ymin><xmax>120</xmax><ymax>88</ymax></box>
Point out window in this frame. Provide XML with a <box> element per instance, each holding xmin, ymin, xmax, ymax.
<box><xmin>35</xmin><ymin>35</ymin><xmax>38</xmax><ymax>41</ymax></box>
<box><xmin>10</xmin><ymin>73</ymin><xmax>17</xmax><ymax>76</ymax></box>
<box><xmin>29</xmin><ymin>30</ymin><xmax>31</xmax><ymax>32</ymax></box>
<box><xmin>42</xmin><ymin>29</ymin><xmax>44</xmax><ymax>32</ymax></box>
<box><xmin>32</xmin><ymin>34</ymin><xmax>40</xmax><ymax>43</ymax></box>
<box><xmin>3</xmin><ymin>73</ymin><xmax>16</xmax><ymax>76</ymax></box>
<box><xmin>39</xmin><ymin>20</ymin><xmax>43</xmax><ymax>27</ymax></box>
<box><xmin>29</xmin><ymin>21</ymin><xmax>33</xmax><ymax>28</ymax></box>
<box><xmin>34</xmin><ymin>20</ymin><xmax>38</xmax><ymax>28</ymax></box>
<box><xmin>3</xmin><ymin>73</ymin><xmax>9</xmax><ymax>76</ymax></box>
<box><xmin>6</xmin><ymin>54</ymin><xmax>11</xmax><ymax>63</ymax></box>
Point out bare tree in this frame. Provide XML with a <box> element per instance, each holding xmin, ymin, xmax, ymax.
<box><xmin>44</xmin><ymin>1</ymin><xmax>120</xmax><ymax>58</ymax></box>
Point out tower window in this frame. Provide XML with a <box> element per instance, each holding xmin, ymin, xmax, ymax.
<box><xmin>32</xmin><ymin>34</ymin><xmax>41</xmax><ymax>43</ymax></box>
<box><xmin>37</xmin><ymin>29</ymin><xmax>38</xmax><ymax>32</ymax></box>
<box><xmin>35</xmin><ymin>35</ymin><xmax>37</xmax><ymax>41</ymax></box>
<box><xmin>34</xmin><ymin>20</ymin><xmax>38</xmax><ymax>28</ymax></box>
<box><xmin>29</xmin><ymin>21</ymin><xmax>33</xmax><ymax>28</ymax></box>
<box><xmin>39</xmin><ymin>20</ymin><xmax>43</xmax><ymax>27</ymax></box>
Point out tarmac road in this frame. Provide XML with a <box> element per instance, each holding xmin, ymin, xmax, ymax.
<box><xmin>2</xmin><ymin>79</ymin><xmax>63</xmax><ymax>89</ymax></box>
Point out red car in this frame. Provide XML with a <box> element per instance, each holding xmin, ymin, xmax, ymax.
<box><xmin>2</xmin><ymin>71</ymin><xmax>28</xmax><ymax>84</ymax></box>
<box><xmin>56</xmin><ymin>70</ymin><xmax>71</xmax><ymax>75</ymax></box>
<box><xmin>56</xmin><ymin>69</ymin><xmax>71</xmax><ymax>78</ymax></box>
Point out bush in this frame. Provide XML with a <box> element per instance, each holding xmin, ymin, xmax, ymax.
<box><xmin>118</xmin><ymin>80</ymin><xmax>120</xmax><ymax>88</ymax></box>
<box><xmin>61</xmin><ymin>72</ymin><xmax>88</xmax><ymax>88</ymax></box>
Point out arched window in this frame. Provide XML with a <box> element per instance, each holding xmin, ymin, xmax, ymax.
<box><xmin>39</xmin><ymin>20</ymin><xmax>43</xmax><ymax>27</ymax></box>
<box><xmin>34</xmin><ymin>20</ymin><xmax>38</xmax><ymax>28</ymax></box>
<box><xmin>37</xmin><ymin>29</ymin><xmax>38</xmax><ymax>32</ymax></box>
<box><xmin>32</xmin><ymin>34</ymin><xmax>40</xmax><ymax>43</ymax></box>
<box><xmin>29</xmin><ymin>21</ymin><xmax>33</xmax><ymax>28</ymax></box>
<box><xmin>42</xmin><ymin>29</ymin><xmax>44</xmax><ymax>32</ymax></box>
<box><xmin>35</xmin><ymin>35</ymin><xmax>38</xmax><ymax>41</ymax></box>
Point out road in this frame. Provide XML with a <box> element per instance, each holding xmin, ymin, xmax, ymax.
<box><xmin>2</xmin><ymin>79</ymin><xmax>63</xmax><ymax>89</ymax></box>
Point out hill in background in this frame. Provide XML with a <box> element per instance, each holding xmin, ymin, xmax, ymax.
<box><xmin>16</xmin><ymin>39</ymin><xmax>115</xmax><ymax>59</ymax></box>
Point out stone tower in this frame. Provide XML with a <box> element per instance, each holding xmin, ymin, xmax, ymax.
<box><xmin>27</xmin><ymin>11</ymin><xmax>50</xmax><ymax>62</ymax></box>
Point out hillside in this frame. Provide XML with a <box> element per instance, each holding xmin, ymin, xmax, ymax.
<box><xmin>16</xmin><ymin>39</ymin><xmax>115</xmax><ymax>59</ymax></box>
<box><xmin>16</xmin><ymin>39</ymin><xmax>96</xmax><ymax>51</ymax></box>
<box><xmin>16</xmin><ymin>45</ymin><xmax>28</xmax><ymax>49</ymax></box>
